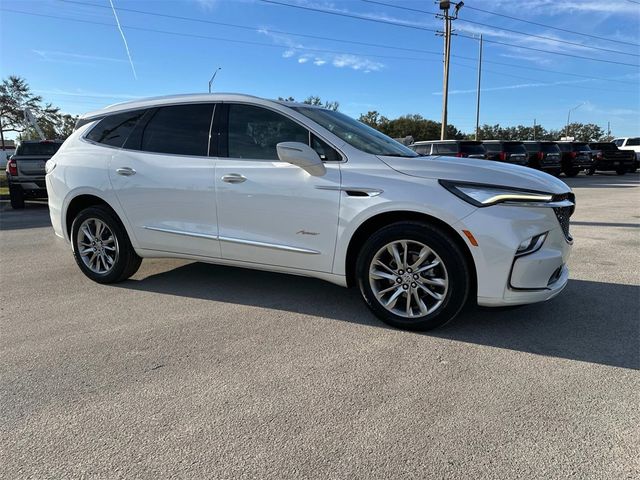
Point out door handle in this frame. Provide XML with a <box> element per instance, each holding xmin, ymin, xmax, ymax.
<box><xmin>116</xmin><ymin>167</ymin><xmax>136</xmax><ymax>176</ymax></box>
<box><xmin>221</xmin><ymin>173</ymin><xmax>247</xmax><ymax>184</ymax></box>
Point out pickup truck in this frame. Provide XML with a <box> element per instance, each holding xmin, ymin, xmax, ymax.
<box><xmin>5</xmin><ymin>140</ymin><xmax>63</xmax><ymax>209</ymax></box>
<box><xmin>587</xmin><ymin>142</ymin><xmax>635</xmax><ymax>175</ymax></box>
<box><xmin>612</xmin><ymin>137</ymin><xmax>640</xmax><ymax>172</ymax></box>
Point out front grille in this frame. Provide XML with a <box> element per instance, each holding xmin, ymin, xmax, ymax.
<box><xmin>552</xmin><ymin>192</ymin><xmax>575</xmax><ymax>241</ymax></box>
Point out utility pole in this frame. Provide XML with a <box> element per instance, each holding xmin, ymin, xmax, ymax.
<box><xmin>208</xmin><ymin>67</ymin><xmax>221</xmax><ymax>93</ymax></box>
<box><xmin>474</xmin><ymin>34</ymin><xmax>483</xmax><ymax>141</ymax></box>
<box><xmin>533</xmin><ymin>118</ymin><xmax>536</xmax><ymax>140</ymax></box>
<box><xmin>437</xmin><ymin>1</ymin><xmax>463</xmax><ymax>140</ymax></box>
<box><xmin>607</xmin><ymin>121</ymin><xmax>611</xmax><ymax>137</ymax></box>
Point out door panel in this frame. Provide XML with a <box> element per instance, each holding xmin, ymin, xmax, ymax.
<box><xmin>108</xmin><ymin>103</ymin><xmax>220</xmax><ymax>258</ymax></box>
<box><xmin>215</xmin><ymin>159</ymin><xmax>341</xmax><ymax>272</ymax></box>
<box><xmin>109</xmin><ymin>150</ymin><xmax>220</xmax><ymax>257</ymax></box>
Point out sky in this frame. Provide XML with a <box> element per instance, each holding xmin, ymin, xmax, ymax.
<box><xmin>1</xmin><ymin>0</ymin><xmax>639</xmax><ymax>137</ymax></box>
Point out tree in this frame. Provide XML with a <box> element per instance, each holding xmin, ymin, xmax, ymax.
<box><xmin>278</xmin><ymin>95</ymin><xmax>340</xmax><ymax>111</ymax></box>
<box><xmin>358</xmin><ymin>111</ymin><xmax>389</xmax><ymax>129</ymax></box>
<box><xmin>0</xmin><ymin>75</ymin><xmax>72</xmax><ymax>146</ymax></box>
<box><xmin>565</xmin><ymin>123</ymin><xmax>604</xmax><ymax>142</ymax></box>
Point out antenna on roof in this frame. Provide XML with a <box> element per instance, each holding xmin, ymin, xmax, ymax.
<box><xmin>208</xmin><ymin>67</ymin><xmax>222</xmax><ymax>93</ymax></box>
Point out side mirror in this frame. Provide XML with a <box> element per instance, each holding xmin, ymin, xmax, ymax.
<box><xmin>276</xmin><ymin>142</ymin><xmax>326</xmax><ymax>176</ymax></box>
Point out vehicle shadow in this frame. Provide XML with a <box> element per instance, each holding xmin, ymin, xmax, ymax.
<box><xmin>563</xmin><ymin>172</ymin><xmax>639</xmax><ymax>189</ymax></box>
<box><xmin>0</xmin><ymin>200</ymin><xmax>51</xmax><ymax>231</ymax></box>
<box><xmin>116</xmin><ymin>262</ymin><xmax>639</xmax><ymax>370</ymax></box>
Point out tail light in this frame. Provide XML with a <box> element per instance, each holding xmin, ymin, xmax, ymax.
<box><xmin>6</xmin><ymin>158</ymin><xmax>17</xmax><ymax>176</ymax></box>
<box><xmin>597</xmin><ymin>152</ymin><xmax>603</xmax><ymax>159</ymax></box>
<box><xmin>456</xmin><ymin>152</ymin><xmax>468</xmax><ymax>157</ymax></box>
<box><xmin>537</xmin><ymin>152</ymin><xmax>544</xmax><ymax>161</ymax></box>
<box><xmin>499</xmin><ymin>152</ymin><xmax>507</xmax><ymax>161</ymax></box>
<box><xmin>569</xmin><ymin>151</ymin><xmax>577</xmax><ymax>159</ymax></box>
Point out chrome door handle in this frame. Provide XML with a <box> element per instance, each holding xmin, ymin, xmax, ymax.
<box><xmin>221</xmin><ymin>173</ymin><xmax>247</xmax><ymax>184</ymax></box>
<box><xmin>116</xmin><ymin>167</ymin><xmax>136</xmax><ymax>176</ymax></box>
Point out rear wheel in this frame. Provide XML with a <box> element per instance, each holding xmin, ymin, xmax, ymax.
<box><xmin>564</xmin><ymin>167</ymin><xmax>580</xmax><ymax>177</ymax></box>
<box><xmin>71</xmin><ymin>206</ymin><xmax>142</xmax><ymax>283</ymax></box>
<box><xmin>356</xmin><ymin>222</ymin><xmax>470</xmax><ymax>331</ymax></box>
<box><xmin>9</xmin><ymin>185</ymin><xmax>25</xmax><ymax>209</ymax></box>
<box><xmin>616</xmin><ymin>167</ymin><xmax>626</xmax><ymax>175</ymax></box>
<box><xmin>586</xmin><ymin>168</ymin><xmax>596</xmax><ymax>176</ymax></box>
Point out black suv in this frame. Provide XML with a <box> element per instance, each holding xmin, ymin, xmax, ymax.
<box><xmin>587</xmin><ymin>142</ymin><xmax>635</xmax><ymax>175</ymax></box>
<box><xmin>522</xmin><ymin>141</ymin><xmax>562</xmax><ymax>175</ymax></box>
<box><xmin>409</xmin><ymin>140</ymin><xmax>486</xmax><ymax>158</ymax></box>
<box><xmin>556</xmin><ymin>142</ymin><xmax>594</xmax><ymax>177</ymax></box>
<box><xmin>482</xmin><ymin>141</ymin><xmax>528</xmax><ymax>166</ymax></box>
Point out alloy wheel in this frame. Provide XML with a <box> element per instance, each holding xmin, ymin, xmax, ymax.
<box><xmin>76</xmin><ymin>218</ymin><xmax>119</xmax><ymax>274</ymax></box>
<box><xmin>369</xmin><ymin>240</ymin><xmax>449</xmax><ymax>318</ymax></box>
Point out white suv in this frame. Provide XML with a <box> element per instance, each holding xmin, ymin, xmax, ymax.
<box><xmin>46</xmin><ymin>94</ymin><xmax>574</xmax><ymax>330</ymax></box>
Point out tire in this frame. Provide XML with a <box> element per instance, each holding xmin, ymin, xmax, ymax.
<box><xmin>616</xmin><ymin>168</ymin><xmax>626</xmax><ymax>175</ymax></box>
<box><xmin>71</xmin><ymin>205</ymin><xmax>142</xmax><ymax>284</ymax></box>
<box><xmin>8</xmin><ymin>185</ymin><xmax>25</xmax><ymax>209</ymax></box>
<box><xmin>564</xmin><ymin>167</ymin><xmax>580</xmax><ymax>177</ymax></box>
<box><xmin>586</xmin><ymin>168</ymin><xmax>595</xmax><ymax>176</ymax></box>
<box><xmin>356</xmin><ymin>222</ymin><xmax>470</xmax><ymax>331</ymax></box>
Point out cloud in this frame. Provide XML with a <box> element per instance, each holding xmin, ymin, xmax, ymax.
<box><xmin>258</xmin><ymin>28</ymin><xmax>384</xmax><ymax>72</ymax></box>
<box><xmin>33</xmin><ymin>50</ymin><xmax>128</xmax><ymax>64</ymax></box>
<box><xmin>194</xmin><ymin>0</ymin><xmax>219</xmax><ymax>10</ymax></box>
<box><xmin>472</xmin><ymin>0</ymin><xmax>635</xmax><ymax>15</ymax></box>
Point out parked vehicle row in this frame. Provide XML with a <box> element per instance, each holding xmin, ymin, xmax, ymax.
<box><xmin>408</xmin><ymin>139</ymin><xmax>638</xmax><ymax>177</ymax></box>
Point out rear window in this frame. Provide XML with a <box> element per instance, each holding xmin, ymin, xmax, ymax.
<box><xmin>574</xmin><ymin>143</ymin><xmax>591</xmax><ymax>152</ymax></box>
<box><xmin>412</xmin><ymin>145</ymin><xmax>430</xmax><ymax>155</ymax></box>
<box><xmin>483</xmin><ymin>143</ymin><xmax>501</xmax><ymax>153</ymax></box>
<box><xmin>557</xmin><ymin>143</ymin><xmax>572</xmax><ymax>152</ymax></box>
<box><xmin>504</xmin><ymin>143</ymin><xmax>526</xmax><ymax>154</ymax></box>
<box><xmin>523</xmin><ymin>143</ymin><xmax>538</xmax><ymax>152</ymax></box>
<box><xmin>15</xmin><ymin>142</ymin><xmax>61</xmax><ymax>156</ymax></box>
<box><xmin>436</xmin><ymin>143</ymin><xmax>458</xmax><ymax>154</ymax></box>
<box><xmin>591</xmin><ymin>143</ymin><xmax>616</xmax><ymax>151</ymax></box>
<box><xmin>86</xmin><ymin>110</ymin><xmax>147</xmax><ymax>148</ymax></box>
<box><xmin>460</xmin><ymin>142</ymin><xmax>485</xmax><ymax>155</ymax></box>
<box><xmin>541</xmin><ymin>143</ymin><xmax>560</xmax><ymax>153</ymax></box>
<box><xmin>627</xmin><ymin>137</ymin><xmax>640</xmax><ymax>146</ymax></box>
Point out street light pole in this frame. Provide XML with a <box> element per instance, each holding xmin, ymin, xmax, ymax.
<box><xmin>474</xmin><ymin>34</ymin><xmax>483</xmax><ymax>141</ymax></box>
<box><xmin>566</xmin><ymin>102</ymin><xmax>584</xmax><ymax>139</ymax></box>
<box><xmin>208</xmin><ymin>67</ymin><xmax>221</xmax><ymax>93</ymax></box>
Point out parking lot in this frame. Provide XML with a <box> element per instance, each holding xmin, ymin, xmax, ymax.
<box><xmin>1</xmin><ymin>173</ymin><xmax>638</xmax><ymax>478</ymax></box>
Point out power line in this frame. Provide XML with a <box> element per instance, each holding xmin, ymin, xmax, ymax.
<box><xmin>260</xmin><ymin>0</ymin><xmax>639</xmax><ymax>67</ymax></box>
<box><xmin>463</xmin><ymin>3</ymin><xmax>640</xmax><ymax>48</ymax></box>
<box><xmin>361</xmin><ymin>0</ymin><xmax>639</xmax><ymax>58</ymax></box>
<box><xmin>4</xmin><ymin>7</ymin><xmax>638</xmax><ymax>90</ymax></box>
<box><xmin>57</xmin><ymin>0</ymin><xmax>444</xmax><ymax>57</ymax></box>
<box><xmin>0</xmin><ymin>8</ymin><xmax>438</xmax><ymax>63</ymax></box>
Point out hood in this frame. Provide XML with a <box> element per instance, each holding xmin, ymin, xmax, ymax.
<box><xmin>378</xmin><ymin>155</ymin><xmax>570</xmax><ymax>194</ymax></box>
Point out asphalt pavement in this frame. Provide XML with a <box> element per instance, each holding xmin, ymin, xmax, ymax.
<box><xmin>1</xmin><ymin>173</ymin><xmax>638</xmax><ymax>479</ymax></box>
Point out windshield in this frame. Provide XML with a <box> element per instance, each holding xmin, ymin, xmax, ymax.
<box><xmin>292</xmin><ymin>107</ymin><xmax>418</xmax><ymax>157</ymax></box>
<box><xmin>15</xmin><ymin>142</ymin><xmax>61</xmax><ymax>156</ymax></box>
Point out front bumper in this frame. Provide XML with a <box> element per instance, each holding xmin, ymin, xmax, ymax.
<box><xmin>456</xmin><ymin>202</ymin><xmax>573</xmax><ymax>307</ymax></box>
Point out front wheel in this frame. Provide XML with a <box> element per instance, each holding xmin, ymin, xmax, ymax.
<box><xmin>71</xmin><ymin>206</ymin><xmax>142</xmax><ymax>284</ymax></box>
<box><xmin>356</xmin><ymin>222</ymin><xmax>470</xmax><ymax>331</ymax></box>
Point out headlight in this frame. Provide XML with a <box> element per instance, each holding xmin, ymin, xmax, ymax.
<box><xmin>439</xmin><ymin>180</ymin><xmax>554</xmax><ymax>207</ymax></box>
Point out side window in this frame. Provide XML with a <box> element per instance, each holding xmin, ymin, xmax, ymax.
<box><xmin>311</xmin><ymin>133</ymin><xmax>341</xmax><ymax>161</ymax></box>
<box><xmin>86</xmin><ymin>110</ymin><xmax>146</xmax><ymax>148</ymax></box>
<box><xmin>139</xmin><ymin>104</ymin><xmax>214</xmax><ymax>156</ymax></box>
<box><xmin>228</xmin><ymin>104</ymin><xmax>309</xmax><ymax>160</ymax></box>
<box><xmin>627</xmin><ymin>138</ymin><xmax>640</xmax><ymax>146</ymax></box>
<box><xmin>413</xmin><ymin>145</ymin><xmax>428</xmax><ymax>155</ymax></box>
